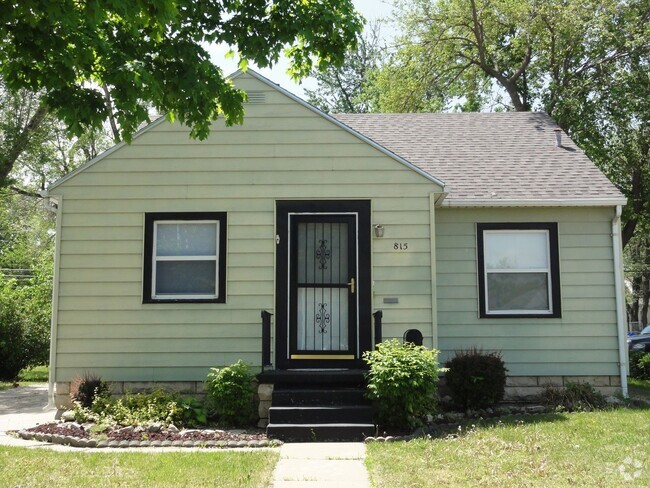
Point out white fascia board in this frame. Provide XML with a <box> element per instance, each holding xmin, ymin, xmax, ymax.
<box><xmin>45</xmin><ymin>115</ymin><xmax>168</xmax><ymax>194</ymax></box>
<box><xmin>441</xmin><ymin>197</ymin><xmax>627</xmax><ymax>207</ymax></box>
<box><xmin>231</xmin><ymin>69</ymin><xmax>447</xmax><ymax>191</ymax></box>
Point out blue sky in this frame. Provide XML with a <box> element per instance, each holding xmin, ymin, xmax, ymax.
<box><xmin>206</xmin><ymin>0</ymin><xmax>395</xmax><ymax>98</ymax></box>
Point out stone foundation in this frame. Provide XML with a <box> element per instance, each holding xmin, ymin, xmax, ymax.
<box><xmin>504</xmin><ymin>375</ymin><xmax>622</xmax><ymax>400</ymax></box>
<box><xmin>53</xmin><ymin>381</ymin><xmax>208</xmax><ymax>410</ymax></box>
<box><xmin>54</xmin><ymin>375</ymin><xmax>622</xmax><ymax>417</ymax></box>
<box><xmin>257</xmin><ymin>383</ymin><xmax>274</xmax><ymax>428</ymax></box>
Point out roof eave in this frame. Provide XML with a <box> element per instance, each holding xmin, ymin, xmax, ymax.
<box><xmin>441</xmin><ymin>197</ymin><xmax>628</xmax><ymax>208</ymax></box>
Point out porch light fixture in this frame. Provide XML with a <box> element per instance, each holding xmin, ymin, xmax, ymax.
<box><xmin>374</xmin><ymin>224</ymin><xmax>384</xmax><ymax>238</ymax></box>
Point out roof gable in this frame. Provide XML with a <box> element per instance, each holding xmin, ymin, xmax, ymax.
<box><xmin>47</xmin><ymin>70</ymin><xmax>446</xmax><ymax>193</ymax></box>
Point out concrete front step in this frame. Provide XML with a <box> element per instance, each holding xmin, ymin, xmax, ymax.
<box><xmin>269</xmin><ymin>405</ymin><xmax>374</xmax><ymax>424</ymax></box>
<box><xmin>272</xmin><ymin>388</ymin><xmax>370</xmax><ymax>407</ymax></box>
<box><xmin>267</xmin><ymin>423</ymin><xmax>376</xmax><ymax>442</ymax></box>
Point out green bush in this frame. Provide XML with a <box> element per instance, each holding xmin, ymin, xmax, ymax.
<box><xmin>70</xmin><ymin>372</ymin><xmax>110</xmax><ymax>409</ymax></box>
<box><xmin>541</xmin><ymin>382</ymin><xmax>607</xmax><ymax>411</ymax></box>
<box><xmin>629</xmin><ymin>351</ymin><xmax>650</xmax><ymax>380</ymax></box>
<box><xmin>74</xmin><ymin>389</ymin><xmax>207</xmax><ymax>428</ymax></box>
<box><xmin>205</xmin><ymin>360</ymin><xmax>255</xmax><ymax>426</ymax></box>
<box><xmin>445</xmin><ymin>348</ymin><xmax>507</xmax><ymax>409</ymax></box>
<box><xmin>0</xmin><ymin>283</ymin><xmax>29</xmax><ymax>380</ymax></box>
<box><xmin>363</xmin><ymin>339</ymin><xmax>442</xmax><ymax>429</ymax></box>
<box><xmin>0</xmin><ymin>262</ymin><xmax>52</xmax><ymax>380</ymax></box>
<box><xmin>16</xmin><ymin>258</ymin><xmax>53</xmax><ymax>367</ymax></box>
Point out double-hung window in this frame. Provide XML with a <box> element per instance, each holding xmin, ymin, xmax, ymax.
<box><xmin>477</xmin><ymin>223</ymin><xmax>560</xmax><ymax>318</ymax></box>
<box><xmin>143</xmin><ymin>212</ymin><xmax>227</xmax><ymax>303</ymax></box>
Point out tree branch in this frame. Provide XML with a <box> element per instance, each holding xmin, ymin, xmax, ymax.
<box><xmin>9</xmin><ymin>185</ymin><xmax>42</xmax><ymax>199</ymax></box>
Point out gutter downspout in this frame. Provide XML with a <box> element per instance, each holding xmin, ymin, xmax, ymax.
<box><xmin>612</xmin><ymin>205</ymin><xmax>628</xmax><ymax>397</ymax></box>
<box><xmin>42</xmin><ymin>193</ymin><xmax>62</xmax><ymax>410</ymax></box>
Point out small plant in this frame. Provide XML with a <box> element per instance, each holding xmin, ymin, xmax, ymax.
<box><xmin>179</xmin><ymin>396</ymin><xmax>208</xmax><ymax>427</ymax></box>
<box><xmin>70</xmin><ymin>372</ymin><xmax>110</xmax><ymax>409</ymax></box>
<box><xmin>541</xmin><ymin>382</ymin><xmax>607</xmax><ymax>412</ymax></box>
<box><xmin>72</xmin><ymin>386</ymin><xmax>209</xmax><ymax>428</ymax></box>
<box><xmin>205</xmin><ymin>360</ymin><xmax>255</xmax><ymax>426</ymax></box>
<box><xmin>363</xmin><ymin>339</ymin><xmax>442</xmax><ymax>429</ymax></box>
<box><xmin>445</xmin><ymin>348</ymin><xmax>507</xmax><ymax>409</ymax></box>
<box><xmin>629</xmin><ymin>351</ymin><xmax>650</xmax><ymax>380</ymax></box>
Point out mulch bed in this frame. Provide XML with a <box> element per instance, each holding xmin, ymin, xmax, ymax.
<box><xmin>26</xmin><ymin>423</ymin><xmax>266</xmax><ymax>442</ymax></box>
<box><xmin>16</xmin><ymin>422</ymin><xmax>275</xmax><ymax>449</ymax></box>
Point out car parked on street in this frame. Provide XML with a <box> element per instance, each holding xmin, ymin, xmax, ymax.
<box><xmin>628</xmin><ymin>325</ymin><xmax>650</xmax><ymax>352</ymax></box>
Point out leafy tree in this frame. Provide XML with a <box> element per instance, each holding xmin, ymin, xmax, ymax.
<box><xmin>0</xmin><ymin>0</ymin><xmax>363</xmax><ymax>187</ymax></box>
<box><xmin>625</xmin><ymin>219</ymin><xmax>650</xmax><ymax>326</ymax></box>
<box><xmin>379</xmin><ymin>0</ymin><xmax>648</xmax><ymax>115</ymax></box>
<box><xmin>0</xmin><ymin>191</ymin><xmax>54</xmax><ymax>370</ymax></box>
<box><xmin>0</xmin><ymin>279</ymin><xmax>28</xmax><ymax>380</ymax></box>
<box><xmin>0</xmin><ymin>81</ymin><xmax>113</xmax><ymax>373</ymax></box>
<box><xmin>305</xmin><ymin>21</ymin><xmax>383</xmax><ymax>113</ymax></box>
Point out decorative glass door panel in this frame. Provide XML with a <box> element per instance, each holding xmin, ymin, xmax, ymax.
<box><xmin>290</xmin><ymin>216</ymin><xmax>357</xmax><ymax>358</ymax></box>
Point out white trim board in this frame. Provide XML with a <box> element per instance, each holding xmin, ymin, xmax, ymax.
<box><xmin>440</xmin><ymin>197</ymin><xmax>627</xmax><ymax>208</ymax></box>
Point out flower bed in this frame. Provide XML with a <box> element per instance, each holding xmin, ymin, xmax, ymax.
<box><xmin>14</xmin><ymin>421</ymin><xmax>281</xmax><ymax>449</ymax></box>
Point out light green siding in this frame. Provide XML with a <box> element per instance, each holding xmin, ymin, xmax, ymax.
<box><xmin>436</xmin><ymin>207</ymin><xmax>619</xmax><ymax>376</ymax></box>
<box><xmin>51</xmin><ymin>73</ymin><xmax>441</xmax><ymax>382</ymax></box>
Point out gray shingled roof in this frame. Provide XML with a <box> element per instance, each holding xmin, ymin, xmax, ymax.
<box><xmin>334</xmin><ymin>112</ymin><xmax>624</xmax><ymax>204</ymax></box>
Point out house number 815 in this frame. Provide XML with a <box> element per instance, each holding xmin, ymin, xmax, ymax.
<box><xmin>394</xmin><ymin>242</ymin><xmax>408</xmax><ymax>250</ymax></box>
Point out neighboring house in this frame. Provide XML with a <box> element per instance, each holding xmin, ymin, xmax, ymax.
<box><xmin>45</xmin><ymin>70</ymin><xmax>628</xmax><ymax>422</ymax></box>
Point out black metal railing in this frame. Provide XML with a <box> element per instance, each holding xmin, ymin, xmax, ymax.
<box><xmin>261</xmin><ymin>310</ymin><xmax>273</xmax><ymax>368</ymax></box>
<box><xmin>373</xmin><ymin>310</ymin><xmax>383</xmax><ymax>346</ymax></box>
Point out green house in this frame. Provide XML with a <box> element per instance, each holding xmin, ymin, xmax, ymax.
<box><xmin>45</xmin><ymin>70</ymin><xmax>628</xmax><ymax>428</ymax></box>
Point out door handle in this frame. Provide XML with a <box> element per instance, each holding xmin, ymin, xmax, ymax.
<box><xmin>347</xmin><ymin>277</ymin><xmax>355</xmax><ymax>294</ymax></box>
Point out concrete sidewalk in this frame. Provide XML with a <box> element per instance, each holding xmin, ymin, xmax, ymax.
<box><xmin>271</xmin><ymin>442</ymin><xmax>370</xmax><ymax>487</ymax></box>
<box><xmin>0</xmin><ymin>384</ymin><xmax>58</xmax><ymax>447</ymax></box>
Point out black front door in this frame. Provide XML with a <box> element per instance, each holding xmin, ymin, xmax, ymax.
<box><xmin>276</xmin><ymin>201</ymin><xmax>371</xmax><ymax>369</ymax></box>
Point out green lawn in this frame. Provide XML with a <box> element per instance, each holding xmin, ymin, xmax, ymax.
<box><xmin>366</xmin><ymin>408</ymin><xmax>650</xmax><ymax>487</ymax></box>
<box><xmin>0</xmin><ymin>446</ymin><xmax>279</xmax><ymax>488</ymax></box>
<box><xmin>16</xmin><ymin>365</ymin><xmax>49</xmax><ymax>382</ymax></box>
<box><xmin>0</xmin><ymin>365</ymin><xmax>49</xmax><ymax>390</ymax></box>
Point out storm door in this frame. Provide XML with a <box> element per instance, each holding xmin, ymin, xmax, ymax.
<box><xmin>275</xmin><ymin>201</ymin><xmax>371</xmax><ymax>370</ymax></box>
<box><xmin>290</xmin><ymin>216</ymin><xmax>356</xmax><ymax>359</ymax></box>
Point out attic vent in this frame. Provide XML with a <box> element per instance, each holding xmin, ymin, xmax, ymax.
<box><xmin>246</xmin><ymin>91</ymin><xmax>266</xmax><ymax>104</ymax></box>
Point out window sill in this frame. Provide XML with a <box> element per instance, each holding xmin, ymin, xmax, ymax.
<box><xmin>143</xmin><ymin>297</ymin><xmax>225</xmax><ymax>304</ymax></box>
<box><xmin>481</xmin><ymin>311</ymin><xmax>561</xmax><ymax>319</ymax></box>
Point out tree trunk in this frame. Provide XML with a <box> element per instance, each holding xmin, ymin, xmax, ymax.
<box><xmin>0</xmin><ymin>104</ymin><xmax>49</xmax><ymax>187</ymax></box>
<box><xmin>641</xmin><ymin>276</ymin><xmax>650</xmax><ymax>327</ymax></box>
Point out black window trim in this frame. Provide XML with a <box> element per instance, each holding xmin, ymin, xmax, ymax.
<box><xmin>477</xmin><ymin>222</ymin><xmax>561</xmax><ymax>319</ymax></box>
<box><xmin>143</xmin><ymin>212</ymin><xmax>227</xmax><ymax>304</ymax></box>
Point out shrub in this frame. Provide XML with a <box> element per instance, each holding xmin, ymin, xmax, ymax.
<box><xmin>16</xmin><ymin>258</ymin><xmax>53</xmax><ymax>367</ymax></box>
<box><xmin>205</xmin><ymin>360</ymin><xmax>255</xmax><ymax>426</ymax></box>
<box><xmin>178</xmin><ymin>396</ymin><xmax>208</xmax><ymax>427</ymax></box>
<box><xmin>70</xmin><ymin>372</ymin><xmax>110</xmax><ymax>409</ymax></box>
<box><xmin>629</xmin><ymin>351</ymin><xmax>650</xmax><ymax>380</ymax></box>
<box><xmin>77</xmin><ymin>389</ymin><xmax>199</xmax><ymax>427</ymax></box>
<box><xmin>541</xmin><ymin>382</ymin><xmax>607</xmax><ymax>411</ymax></box>
<box><xmin>445</xmin><ymin>348</ymin><xmax>507</xmax><ymax>409</ymax></box>
<box><xmin>0</xmin><ymin>284</ymin><xmax>29</xmax><ymax>380</ymax></box>
<box><xmin>363</xmin><ymin>339</ymin><xmax>442</xmax><ymax>429</ymax></box>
